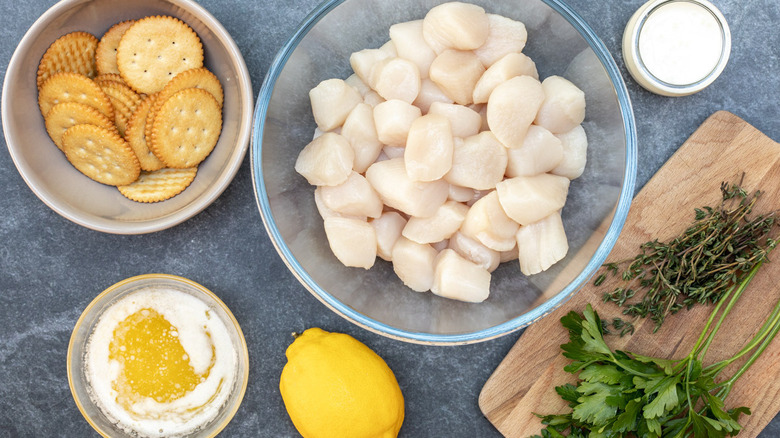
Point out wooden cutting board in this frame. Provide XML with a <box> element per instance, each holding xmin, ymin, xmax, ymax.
<box><xmin>479</xmin><ymin>111</ymin><xmax>780</xmax><ymax>437</ymax></box>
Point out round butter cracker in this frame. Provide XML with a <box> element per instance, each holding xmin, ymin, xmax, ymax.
<box><xmin>38</xmin><ymin>72</ymin><xmax>114</xmax><ymax>120</ymax></box>
<box><xmin>108</xmin><ymin>96</ymin><xmax>131</xmax><ymax>136</ymax></box>
<box><xmin>94</xmin><ymin>73</ymin><xmax>126</xmax><ymax>86</ymax></box>
<box><xmin>149</xmin><ymin>88</ymin><xmax>222</xmax><ymax>168</ymax></box>
<box><xmin>116</xmin><ymin>16</ymin><xmax>204</xmax><ymax>94</ymax></box>
<box><xmin>100</xmin><ymin>81</ymin><xmax>143</xmax><ymax>115</ymax></box>
<box><xmin>61</xmin><ymin>124</ymin><xmax>140</xmax><ymax>186</ymax></box>
<box><xmin>37</xmin><ymin>31</ymin><xmax>98</xmax><ymax>89</ymax></box>
<box><xmin>145</xmin><ymin>67</ymin><xmax>224</xmax><ymax>143</ymax></box>
<box><xmin>118</xmin><ymin>167</ymin><xmax>198</xmax><ymax>203</ymax></box>
<box><xmin>160</xmin><ymin>67</ymin><xmax>224</xmax><ymax>107</ymax></box>
<box><xmin>95</xmin><ymin>20</ymin><xmax>135</xmax><ymax>75</ymax></box>
<box><xmin>44</xmin><ymin>102</ymin><xmax>116</xmax><ymax>150</ymax></box>
<box><xmin>126</xmin><ymin>94</ymin><xmax>165</xmax><ymax>171</ymax></box>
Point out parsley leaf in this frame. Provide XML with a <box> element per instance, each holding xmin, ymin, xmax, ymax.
<box><xmin>612</xmin><ymin>398</ymin><xmax>642</xmax><ymax>432</ymax></box>
<box><xmin>642</xmin><ymin>376</ymin><xmax>680</xmax><ymax>419</ymax></box>
<box><xmin>579</xmin><ymin>364</ymin><xmax>623</xmax><ymax>385</ymax></box>
<box><xmin>572</xmin><ymin>381</ymin><xmax>621</xmax><ymax>426</ymax></box>
<box><xmin>554</xmin><ymin>383</ymin><xmax>579</xmax><ymax>406</ymax></box>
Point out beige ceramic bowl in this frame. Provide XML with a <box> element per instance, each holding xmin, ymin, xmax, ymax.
<box><xmin>67</xmin><ymin>273</ymin><xmax>249</xmax><ymax>437</ymax></box>
<box><xmin>3</xmin><ymin>0</ymin><xmax>253</xmax><ymax>234</ymax></box>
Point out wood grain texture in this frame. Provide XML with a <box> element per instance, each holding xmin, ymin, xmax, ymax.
<box><xmin>479</xmin><ymin>111</ymin><xmax>780</xmax><ymax>437</ymax></box>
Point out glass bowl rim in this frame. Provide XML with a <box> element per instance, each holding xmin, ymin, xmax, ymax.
<box><xmin>251</xmin><ymin>0</ymin><xmax>638</xmax><ymax>345</ymax></box>
<box><xmin>66</xmin><ymin>273</ymin><xmax>250</xmax><ymax>437</ymax></box>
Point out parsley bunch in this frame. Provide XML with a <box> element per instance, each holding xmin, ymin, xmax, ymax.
<box><xmin>533</xmin><ymin>263</ymin><xmax>780</xmax><ymax>438</ymax></box>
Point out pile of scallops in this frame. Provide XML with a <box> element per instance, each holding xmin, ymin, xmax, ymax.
<box><xmin>295</xmin><ymin>1</ymin><xmax>587</xmax><ymax>303</ymax></box>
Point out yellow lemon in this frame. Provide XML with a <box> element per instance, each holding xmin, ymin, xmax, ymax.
<box><xmin>279</xmin><ymin>328</ymin><xmax>405</xmax><ymax>438</ymax></box>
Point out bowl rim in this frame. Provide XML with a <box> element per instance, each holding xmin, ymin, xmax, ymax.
<box><xmin>66</xmin><ymin>273</ymin><xmax>250</xmax><ymax>437</ymax></box>
<box><xmin>2</xmin><ymin>0</ymin><xmax>254</xmax><ymax>235</ymax></box>
<box><xmin>251</xmin><ymin>0</ymin><xmax>638</xmax><ymax>345</ymax></box>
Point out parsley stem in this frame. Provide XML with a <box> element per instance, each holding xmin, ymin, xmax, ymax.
<box><xmin>695</xmin><ymin>262</ymin><xmax>763</xmax><ymax>360</ymax></box>
<box><xmin>608</xmin><ymin>354</ymin><xmax>658</xmax><ymax>378</ymax></box>
<box><xmin>684</xmin><ymin>359</ymin><xmax>696</xmax><ymax>418</ymax></box>
<box><xmin>705</xmin><ymin>285</ymin><xmax>780</xmax><ymax>378</ymax></box>
<box><xmin>716</xmin><ymin>311</ymin><xmax>780</xmax><ymax>400</ymax></box>
<box><xmin>673</xmin><ymin>265</ymin><xmax>755</xmax><ymax>374</ymax></box>
<box><xmin>686</xmin><ymin>283</ymin><xmax>737</xmax><ymax>363</ymax></box>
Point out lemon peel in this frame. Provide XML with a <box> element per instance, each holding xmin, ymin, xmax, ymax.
<box><xmin>280</xmin><ymin>328</ymin><xmax>404</xmax><ymax>438</ymax></box>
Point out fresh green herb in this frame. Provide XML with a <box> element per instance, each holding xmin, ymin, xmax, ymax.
<box><xmin>532</xmin><ymin>263</ymin><xmax>780</xmax><ymax>438</ymax></box>
<box><xmin>596</xmin><ymin>180</ymin><xmax>779</xmax><ymax>332</ymax></box>
<box><xmin>600</xmin><ymin>318</ymin><xmax>636</xmax><ymax>337</ymax></box>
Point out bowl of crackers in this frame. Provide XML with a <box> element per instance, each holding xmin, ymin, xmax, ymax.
<box><xmin>3</xmin><ymin>0</ymin><xmax>253</xmax><ymax>234</ymax></box>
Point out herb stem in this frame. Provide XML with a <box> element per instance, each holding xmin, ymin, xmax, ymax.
<box><xmin>608</xmin><ymin>354</ymin><xmax>659</xmax><ymax>378</ymax></box>
<box><xmin>686</xmin><ymin>283</ymin><xmax>736</xmax><ymax>363</ymax></box>
<box><xmin>684</xmin><ymin>359</ymin><xmax>696</xmax><ymax>417</ymax></box>
<box><xmin>705</xmin><ymin>284</ymin><xmax>780</xmax><ymax>377</ymax></box>
<box><xmin>716</xmin><ymin>312</ymin><xmax>780</xmax><ymax>400</ymax></box>
<box><xmin>695</xmin><ymin>263</ymin><xmax>762</xmax><ymax>360</ymax></box>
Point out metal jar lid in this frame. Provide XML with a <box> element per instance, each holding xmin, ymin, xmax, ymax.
<box><xmin>622</xmin><ymin>0</ymin><xmax>731</xmax><ymax>96</ymax></box>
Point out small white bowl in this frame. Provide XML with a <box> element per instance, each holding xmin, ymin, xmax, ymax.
<box><xmin>2</xmin><ymin>0</ymin><xmax>253</xmax><ymax>234</ymax></box>
<box><xmin>67</xmin><ymin>273</ymin><xmax>250</xmax><ymax>437</ymax></box>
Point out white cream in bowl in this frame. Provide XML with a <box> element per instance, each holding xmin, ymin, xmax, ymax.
<box><xmin>84</xmin><ymin>287</ymin><xmax>238</xmax><ymax>437</ymax></box>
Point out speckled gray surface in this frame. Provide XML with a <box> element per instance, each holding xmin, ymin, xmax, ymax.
<box><xmin>1</xmin><ymin>0</ymin><xmax>779</xmax><ymax>437</ymax></box>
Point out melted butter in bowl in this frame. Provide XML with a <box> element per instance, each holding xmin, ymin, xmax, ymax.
<box><xmin>86</xmin><ymin>288</ymin><xmax>237</xmax><ymax>436</ymax></box>
<box><xmin>110</xmin><ymin>308</ymin><xmax>210</xmax><ymax>406</ymax></box>
<box><xmin>68</xmin><ymin>275</ymin><xmax>248</xmax><ymax>438</ymax></box>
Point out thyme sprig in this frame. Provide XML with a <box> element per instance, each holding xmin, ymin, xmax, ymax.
<box><xmin>595</xmin><ymin>180</ymin><xmax>779</xmax><ymax>332</ymax></box>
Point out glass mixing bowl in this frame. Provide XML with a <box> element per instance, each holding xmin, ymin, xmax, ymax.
<box><xmin>252</xmin><ymin>0</ymin><xmax>637</xmax><ymax>344</ymax></box>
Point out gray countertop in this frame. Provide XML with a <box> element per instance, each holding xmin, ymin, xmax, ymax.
<box><xmin>2</xmin><ymin>0</ymin><xmax>779</xmax><ymax>436</ymax></box>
